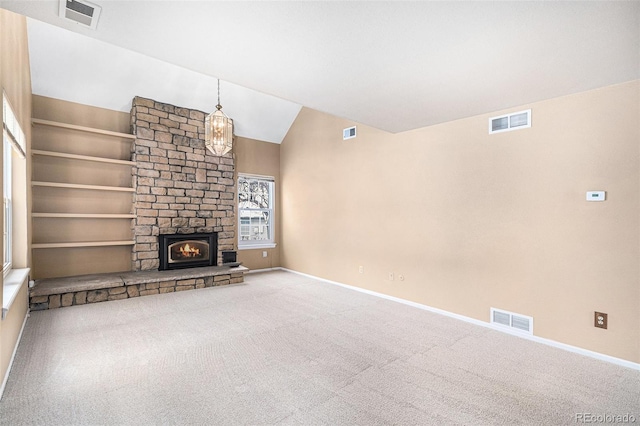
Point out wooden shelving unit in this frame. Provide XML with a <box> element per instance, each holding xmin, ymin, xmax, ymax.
<box><xmin>32</xmin><ymin>241</ymin><xmax>135</xmax><ymax>249</ymax></box>
<box><xmin>32</xmin><ymin>213</ymin><xmax>136</xmax><ymax>219</ymax></box>
<box><xmin>32</xmin><ymin>181</ymin><xmax>135</xmax><ymax>192</ymax></box>
<box><xmin>32</xmin><ymin>149</ymin><xmax>135</xmax><ymax>166</ymax></box>
<box><xmin>31</xmin><ymin>118</ymin><xmax>136</xmax><ymax>278</ymax></box>
<box><xmin>32</xmin><ymin>118</ymin><xmax>136</xmax><ymax>140</ymax></box>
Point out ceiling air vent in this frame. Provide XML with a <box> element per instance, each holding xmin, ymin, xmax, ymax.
<box><xmin>490</xmin><ymin>308</ymin><xmax>533</xmax><ymax>334</ymax></box>
<box><xmin>59</xmin><ymin>0</ymin><xmax>102</xmax><ymax>30</ymax></box>
<box><xmin>343</xmin><ymin>126</ymin><xmax>356</xmax><ymax>140</ymax></box>
<box><xmin>489</xmin><ymin>109</ymin><xmax>531</xmax><ymax>134</ymax></box>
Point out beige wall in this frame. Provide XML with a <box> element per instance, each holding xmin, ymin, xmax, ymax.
<box><xmin>234</xmin><ymin>136</ymin><xmax>281</xmax><ymax>270</ymax></box>
<box><xmin>32</xmin><ymin>95</ymin><xmax>131</xmax><ymax>134</ymax></box>
<box><xmin>280</xmin><ymin>80</ymin><xmax>640</xmax><ymax>363</ymax></box>
<box><xmin>0</xmin><ymin>9</ymin><xmax>32</xmax><ymax>387</ymax></box>
<box><xmin>31</xmin><ymin>96</ymin><xmax>133</xmax><ymax>279</ymax></box>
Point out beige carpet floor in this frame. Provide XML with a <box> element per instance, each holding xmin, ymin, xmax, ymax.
<box><xmin>0</xmin><ymin>270</ymin><xmax>638</xmax><ymax>425</ymax></box>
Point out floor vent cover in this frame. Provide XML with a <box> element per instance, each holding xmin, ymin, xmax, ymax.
<box><xmin>59</xmin><ymin>0</ymin><xmax>102</xmax><ymax>30</ymax></box>
<box><xmin>490</xmin><ymin>308</ymin><xmax>533</xmax><ymax>334</ymax></box>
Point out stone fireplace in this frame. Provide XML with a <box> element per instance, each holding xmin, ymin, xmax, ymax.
<box><xmin>130</xmin><ymin>97</ymin><xmax>236</xmax><ymax>271</ymax></box>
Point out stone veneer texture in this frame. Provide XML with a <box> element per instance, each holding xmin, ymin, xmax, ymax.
<box><xmin>131</xmin><ymin>97</ymin><xmax>236</xmax><ymax>271</ymax></box>
<box><xmin>30</xmin><ymin>272</ymin><xmax>245</xmax><ymax>311</ymax></box>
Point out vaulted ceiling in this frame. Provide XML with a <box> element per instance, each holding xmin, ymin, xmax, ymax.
<box><xmin>1</xmin><ymin>1</ymin><xmax>638</xmax><ymax>143</ymax></box>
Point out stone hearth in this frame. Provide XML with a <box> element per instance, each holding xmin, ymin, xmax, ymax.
<box><xmin>30</xmin><ymin>266</ymin><xmax>248</xmax><ymax>310</ymax></box>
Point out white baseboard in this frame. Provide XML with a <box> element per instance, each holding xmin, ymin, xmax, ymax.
<box><xmin>280</xmin><ymin>268</ymin><xmax>640</xmax><ymax>371</ymax></box>
<box><xmin>0</xmin><ymin>310</ymin><xmax>29</xmax><ymax>400</ymax></box>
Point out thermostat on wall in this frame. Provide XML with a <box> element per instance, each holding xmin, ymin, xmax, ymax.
<box><xmin>586</xmin><ymin>191</ymin><xmax>606</xmax><ymax>201</ymax></box>
<box><xmin>343</xmin><ymin>126</ymin><xmax>356</xmax><ymax>140</ymax></box>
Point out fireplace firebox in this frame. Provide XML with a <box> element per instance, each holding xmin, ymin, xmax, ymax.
<box><xmin>158</xmin><ymin>233</ymin><xmax>217</xmax><ymax>271</ymax></box>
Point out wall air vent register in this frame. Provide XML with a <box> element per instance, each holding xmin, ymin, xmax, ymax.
<box><xmin>59</xmin><ymin>0</ymin><xmax>102</xmax><ymax>30</ymax></box>
<box><xmin>489</xmin><ymin>109</ymin><xmax>531</xmax><ymax>134</ymax></box>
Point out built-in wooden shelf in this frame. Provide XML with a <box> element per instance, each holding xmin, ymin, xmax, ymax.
<box><xmin>32</xmin><ymin>181</ymin><xmax>135</xmax><ymax>192</ymax></box>
<box><xmin>32</xmin><ymin>150</ymin><xmax>135</xmax><ymax>166</ymax></box>
<box><xmin>32</xmin><ymin>112</ymin><xmax>137</xmax><ymax>279</ymax></box>
<box><xmin>32</xmin><ymin>119</ymin><xmax>136</xmax><ymax>140</ymax></box>
<box><xmin>32</xmin><ymin>241</ymin><xmax>136</xmax><ymax>249</ymax></box>
<box><xmin>32</xmin><ymin>213</ymin><xmax>136</xmax><ymax>219</ymax></box>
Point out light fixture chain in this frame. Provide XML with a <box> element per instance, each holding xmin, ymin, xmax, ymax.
<box><xmin>217</xmin><ymin>79</ymin><xmax>221</xmax><ymax>109</ymax></box>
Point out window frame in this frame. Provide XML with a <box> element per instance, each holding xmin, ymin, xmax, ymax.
<box><xmin>2</xmin><ymin>92</ymin><xmax>26</xmax><ymax>277</ymax></box>
<box><xmin>3</xmin><ymin>129</ymin><xmax>12</xmax><ymax>275</ymax></box>
<box><xmin>237</xmin><ymin>173</ymin><xmax>276</xmax><ymax>250</ymax></box>
<box><xmin>2</xmin><ymin>92</ymin><xmax>30</xmax><ymax>319</ymax></box>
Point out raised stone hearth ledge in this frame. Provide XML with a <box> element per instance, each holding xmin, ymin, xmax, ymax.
<box><xmin>29</xmin><ymin>265</ymin><xmax>248</xmax><ymax>311</ymax></box>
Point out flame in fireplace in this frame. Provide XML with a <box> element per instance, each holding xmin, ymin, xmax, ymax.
<box><xmin>179</xmin><ymin>243</ymin><xmax>201</xmax><ymax>258</ymax></box>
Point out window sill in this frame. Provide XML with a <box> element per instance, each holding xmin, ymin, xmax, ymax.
<box><xmin>238</xmin><ymin>243</ymin><xmax>277</xmax><ymax>250</ymax></box>
<box><xmin>3</xmin><ymin>268</ymin><xmax>29</xmax><ymax>320</ymax></box>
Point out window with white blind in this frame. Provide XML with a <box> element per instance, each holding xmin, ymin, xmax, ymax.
<box><xmin>238</xmin><ymin>174</ymin><xmax>275</xmax><ymax>249</ymax></box>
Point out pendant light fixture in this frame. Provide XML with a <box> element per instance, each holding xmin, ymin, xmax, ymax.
<box><xmin>205</xmin><ymin>79</ymin><xmax>234</xmax><ymax>156</ymax></box>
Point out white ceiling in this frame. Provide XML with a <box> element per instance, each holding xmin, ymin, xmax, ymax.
<box><xmin>24</xmin><ymin>18</ymin><xmax>302</xmax><ymax>143</ymax></box>
<box><xmin>1</xmin><ymin>1</ymin><xmax>639</xmax><ymax>143</ymax></box>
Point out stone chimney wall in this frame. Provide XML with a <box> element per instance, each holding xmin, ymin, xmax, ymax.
<box><xmin>130</xmin><ymin>97</ymin><xmax>236</xmax><ymax>271</ymax></box>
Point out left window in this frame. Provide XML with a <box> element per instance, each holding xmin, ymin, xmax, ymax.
<box><xmin>2</xmin><ymin>93</ymin><xmax>25</xmax><ymax>276</ymax></box>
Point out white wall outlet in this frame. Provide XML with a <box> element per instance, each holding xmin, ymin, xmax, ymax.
<box><xmin>389</xmin><ymin>272</ymin><xmax>394</xmax><ymax>281</ymax></box>
<box><xmin>359</xmin><ymin>266</ymin><xmax>364</xmax><ymax>274</ymax></box>
<box><xmin>262</xmin><ymin>251</ymin><xmax>267</xmax><ymax>258</ymax></box>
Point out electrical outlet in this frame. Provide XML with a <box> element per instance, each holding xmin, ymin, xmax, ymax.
<box><xmin>398</xmin><ymin>274</ymin><xmax>404</xmax><ymax>281</ymax></box>
<box><xmin>262</xmin><ymin>251</ymin><xmax>267</xmax><ymax>258</ymax></box>
<box><xmin>594</xmin><ymin>312</ymin><xmax>607</xmax><ymax>329</ymax></box>
<box><xmin>389</xmin><ymin>272</ymin><xmax>394</xmax><ymax>281</ymax></box>
<box><xmin>358</xmin><ymin>266</ymin><xmax>364</xmax><ymax>274</ymax></box>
